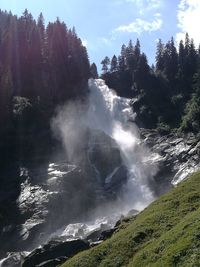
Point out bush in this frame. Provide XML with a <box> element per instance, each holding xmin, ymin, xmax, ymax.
<box><xmin>157</xmin><ymin>122</ymin><xmax>171</xmax><ymax>135</ymax></box>
<box><xmin>180</xmin><ymin>94</ymin><xmax>200</xmax><ymax>132</ymax></box>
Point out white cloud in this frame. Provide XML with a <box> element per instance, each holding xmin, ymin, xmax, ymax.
<box><xmin>125</xmin><ymin>0</ymin><xmax>161</xmax><ymax>14</ymax></box>
<box><xmin>176</xmin><ymin>0</ymin><xmax>200</xmax><ymax>46</ymax></box>
<box><xmin>115</xmin><ymin>13</ymin><xmax>162</xmax><ymax>34</ymax></box>
<box><xmin>126</xmin><ymin>0</ymin><xmax>160</xmax><ymax>8</ymax></box>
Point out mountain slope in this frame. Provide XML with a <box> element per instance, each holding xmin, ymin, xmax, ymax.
<box><xmin>61</xmin><ymin>171</ymin><xmax>200</xmax><ymax>267</ymax></box>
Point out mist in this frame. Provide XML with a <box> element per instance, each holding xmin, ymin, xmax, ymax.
<box><xmin>51</xmin><ymin>78</ymin><xmax>158</xmax><ymax>217</ymax></box>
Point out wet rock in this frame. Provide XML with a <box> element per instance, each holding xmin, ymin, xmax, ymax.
<box><xmin>0</xmin><ymin>252</ymin><xmax>29</xmax><ymax>267</ymax></box>
<box><xmin>99</xmin><ymin>228</ymin><xmax>117</xmax><ymax>240</ymax></box>
<box><xmin>35</xmin><ymin>257</ymin><xmax>67</xmax><ymax>266</ymax></box>
<box><xmin>86</xmin><ymin>229</ymin><xmax>103</xmax><ymax>242</ymax></box>
<box><xmin>88</xmin><ymin>130</ymin><xmax>128</xmax><ymax>187</ymax></box>
<box><xmin>86</xmin><ymin>223</ymin><xmax>110</xmax><ymax>242</ymax></box>
<box><xmin>104</xmin><ymin>165</ymin><xmax>128</xmax><ymax>192</ymax></box>
<box><xmin>140</xmin><ymin>128</ymin><xmax>200</xmax><ymax>191</ymax></box>
<box><xmin>22</xmin><ymin>239</ymin><xmax>90</xmax><ymax>267</ymax></box>
<box><xmin>86</xmin><ymin>227</ymin><xmax>118</xmax><ymax>242</ymax></box>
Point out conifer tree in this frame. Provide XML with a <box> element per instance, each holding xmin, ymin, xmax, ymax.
<box><xmin>118</xmin><ymin>44</ymin><xmax>126</xmax><ymax>71</ymax></box>
<box><xmin>101</xmin><ymin>56</ymin><xmax>110</xmax><ymax>74</ymax></box>
<box><xmin>90</xmin><ymin>63</ymin><xmax>98</xmax><ymax>78</ymax></box>
<box><xmin>110</xmin><ymin>55</ymin><xmax>118</xmax><ymax>72</ymax></box>
<box><xmin>155</xmin><ymin>39</ymin><xmax>165</xmax><ymax>72</ymax></box>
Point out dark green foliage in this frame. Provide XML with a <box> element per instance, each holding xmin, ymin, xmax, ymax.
<box><xmin>180</xmin><ymin>93</ymin><xmax>200</xmax><ymax>132</ymax></box>
<box><xmin>0</xmin><ymin>9</ymin><xmax>90</xmax><ymax>159</ymax></box>
<box><xmin>101</xmin><ymin>34</ymin><xmax>200</xmax><ymax>131</ymax></box>
<box><xmin>0</xmin><ymin>9</ymin><xmax>90</xmax><ymax>111</ymax></box>
<box><xmin>0</xmin><ymin>8</ymin><xmax>90</xmax><ymax>153</ymax></box>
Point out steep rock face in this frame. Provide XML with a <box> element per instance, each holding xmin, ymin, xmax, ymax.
<box><xmin>140</xmin><ymin>129</ymin><xmax>200</xmax><ymax>195</ymax></box>
<box><xmin>0</xmin><ymin>129</ymin><xmax>128</xmax><ymax>257</ymax></box>
<box><xmin>87</xmin><ymin>130</ymin><xmax>128</xmax><ymax>193</ymax></box>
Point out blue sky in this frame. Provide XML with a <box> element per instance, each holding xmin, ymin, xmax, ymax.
<box><xmin>0</xmin><ymin>0</ymin><xmax>200</xmax><ymax>72</ymax></box>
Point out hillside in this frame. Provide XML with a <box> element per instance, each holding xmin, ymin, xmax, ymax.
<box><xmin>62</xmin><ymin>171</ymin><xmax>200</xmax><ymax>267</ymax></box>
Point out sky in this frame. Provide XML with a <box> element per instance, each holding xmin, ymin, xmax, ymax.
<box><xmin>0</xmin><ymin>0</ymin><xmax>200</xmax><ymax>72</ymax></box>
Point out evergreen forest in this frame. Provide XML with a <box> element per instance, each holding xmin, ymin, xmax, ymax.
<box><xmin>101</xmin><ymin>35</ymin><xmax>200</xmax><ymax>133</ymax></box>
<box><xmin>0</xmin><ymin>9</ymin><xmax>90</xmax><ymax>172</ymax></box>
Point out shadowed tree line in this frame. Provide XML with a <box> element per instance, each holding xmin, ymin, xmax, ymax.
<box><xmin>0</xmin><ymin>9</ymin><xmax>91</xmax><ymax>166</ymax></box>
<box><xmin>101</xmin><ymin>35</ymin><xmax>200</xmax><ymax>133</ymax></box>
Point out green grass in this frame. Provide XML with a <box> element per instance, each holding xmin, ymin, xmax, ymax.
<box><xmin>61</xmin><ymin>171</ymin><xmax>200</xmax><ymax>267</ymax></box>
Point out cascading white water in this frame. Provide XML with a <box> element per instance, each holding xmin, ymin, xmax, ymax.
<box><xmin>86</xmin><ymin>79</ymin><xmax>156</xmax><ymax>211</ymax></box>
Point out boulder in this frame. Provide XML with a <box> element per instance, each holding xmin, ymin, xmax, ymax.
<box><xmin>87</xmin><ymin>130</ymin><xmax>128</xmax><ymax>187</ymax></box>
<box><xmin>98</xmin><ymin>228</ymin><xmax>117</xmax><ymax>240</ymax></box>
<box><xmin>22</xmin><ymin>239</ymin><xmax>90</xmax><ymax>267</ymax></box>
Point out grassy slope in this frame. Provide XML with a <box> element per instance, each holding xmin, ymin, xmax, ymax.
<box><xmin>62</xmin><ymin>172</ymin><xmax>200</xmax><ymax>267</ymax></box>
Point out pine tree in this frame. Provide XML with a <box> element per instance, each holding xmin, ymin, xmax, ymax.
<box><xmin>37</xmin><ymin>13</ymin><xmax>46</xmax><ymax>58</ymax></box>
<box><xmin>118</xmin><ymin>44</ymin><xmax>126</xmax><ymax>71</ymax></box>
<box><xmin>188</xmin><ymin>39</ymin><xmax>198</xmax><ymax>76</ymax></box>
<box><xmin>90</xmin><ymin>63</ymin><xmax>98</xmax><ymax>78</ymax></box>
<box><xmin>164</xmin><ymin>37</ymin><xmax>178</xmax><ymax>82</ymax></box>
<box><xmin>110</xmin><ymin>55</ymin><xmax>118</xmax><ymax>72</ymax></box>
<box><xmin>178</xmin><ymin>40</ymin><xmax>185</xmax><ymax>70</ymax></box>
<box><xmin>134</xmin><ymin>38</ymin><xmax>141</xmax><ymax>64</ymax></box>
<box><xmin>185</xmin><ymin>32</ymin><xmax>190</xmax><ymax>56</ymax></box>
<box><xmin>155</xmin><ymin>39</ymin><xmax>165</xmax><ymax>72</ymax></box>
<box><xmin>126</xmin><ymin>40</ymin><xmax>135</xmax><ymax>70</ymax></box>
<box><xmin>101</xmin><ymin>56</ymin><xmax>110</xmax><ymax>74</ymax></box>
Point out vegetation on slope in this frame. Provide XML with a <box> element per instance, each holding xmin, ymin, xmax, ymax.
<box><xmin>62</xmin><ymin>171</ymin><xmax>200</xmax><ymax>267</ymax></box>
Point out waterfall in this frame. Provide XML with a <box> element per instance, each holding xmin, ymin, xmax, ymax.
<box><xmin>86</xmin><ymin>79</ymin><xmax>156</xmax><ymax>211</ymax></box>
<box><xmin>0</xmin><ymin>79</ymin><xmax>158</xmax><ymax>266</ymax></box>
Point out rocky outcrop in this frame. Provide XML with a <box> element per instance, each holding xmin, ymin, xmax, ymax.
<box><xmin>22</xmin><ymin>239</ymin><xmax>89</xmax><ymax>267</ymax></box>
<box><xmin>87</xmin><ymin>130</ymin><xmax>128</xmax><ymax>194</ymax></box>
<box><xmin>0</xmin><ymin>212</ymin><xmax>137</xmax><ymax>267</ymax></box>
<box><xmin>140</xmin><ymin>129</ymin><xmax>200</xmax><ymax>195</ymax></box>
